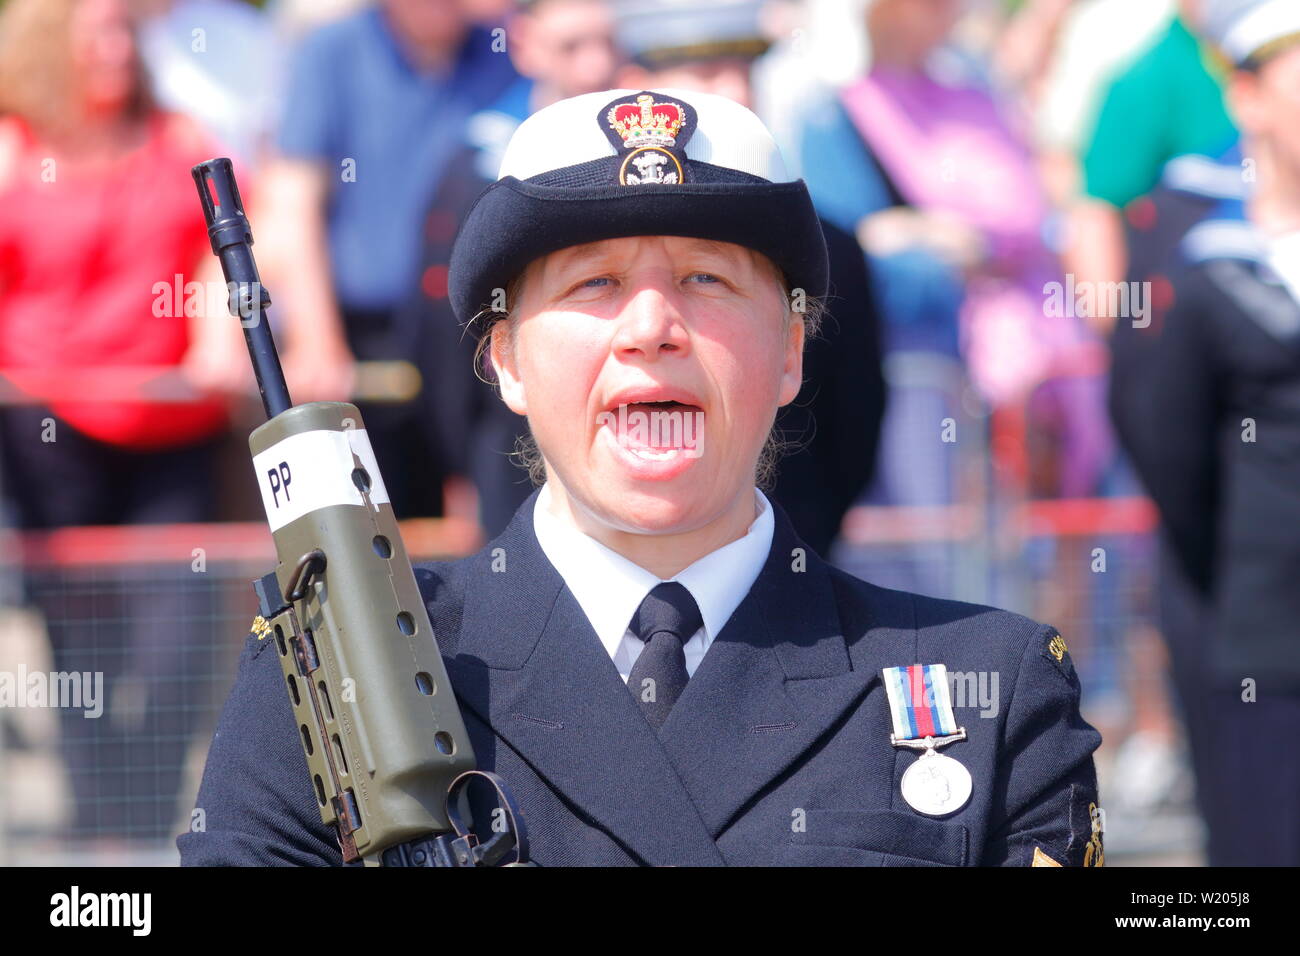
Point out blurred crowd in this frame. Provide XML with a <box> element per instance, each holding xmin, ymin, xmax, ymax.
<box><xmin>1</xmin><ymin>0</ymin><xmax>1298</xmax><ymax>865</ymax></box>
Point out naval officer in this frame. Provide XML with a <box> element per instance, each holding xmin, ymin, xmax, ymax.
<box><xmin>179</xmin><ymin>87</ymin><xmax>1102</xmax><ymax>867</ymax></box>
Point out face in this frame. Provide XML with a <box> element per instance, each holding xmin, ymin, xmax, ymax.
<box><xmin>1178</xmin><ymin>0</ymin><xmax>1205</xmax><ymax>30</ymax></box>
<box><xmin>491</xmin><ymin>235</ymin><xmax>803</xmax><ymax>537</ymax></box>
<box><xmin>513</xmin><ymin>0</ymin><xmax>618</xmax><ymax>99</ymax></box>
<box><xmin>623</xmin><ymin>58</ymin><xmax>755</xmax><ymax>110</ymax></box>
<box><xmin>1231</xmin><ymin>44</ymin><xmax>1300</xmax><ymax>172</ymax></box>
<box><xmin>69</xmin><ymin>0</ymin><xmax>138</xmax><ymax>115</ymax></box>
<box><xmin>382</xmin><ymin>0</ymin><xmax>465</xmax><ymax>53</ymax></box>
<box><xmin>868</xmin><ymin>0</ymin><xmax>962</xmax><ymax>67</ymax></box>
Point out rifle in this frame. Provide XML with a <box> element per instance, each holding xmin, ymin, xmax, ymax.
<box><xmin>192</xmin><ymin>158</ymin><xmax>530</xmax><ymax>866</ymax></box>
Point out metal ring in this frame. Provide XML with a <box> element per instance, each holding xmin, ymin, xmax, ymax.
<box><xmin>445</xmin><ymin>769</ymin><xmax>531</xmax><ymax>866</ymax></box>
<box><xmin>286</xmin><ymin>549</ymin><xmax>327</xmax><ymax>603</ymax></box>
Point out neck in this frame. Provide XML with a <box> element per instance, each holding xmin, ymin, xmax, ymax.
<box><xmin>529</xmin><ymin>80</ymin><xmax>564</xmax><ymax>113</ymax></box>
<box><xmin>869</xmin><ymin>37</ymin><xmax>928</xmax><ymax>73</ymax></box>
<box><xmin>1246</xmin><ymin>138</ymin><xmax>1300</xmax><ymax>236</ymax></box>
<box><xmin>546</xmin><ymin>484</ymin><xmax>759</xmax><ymax>579</ymax></box>
<box><xmin>382</xmin><ymin>12</ymin><xmax>462</xmax><ymax>75</ymax></box>
<box><xmin>41</xmin><ymin>109</ymin><xmax>145</xmax><ymax>161</ymax></box>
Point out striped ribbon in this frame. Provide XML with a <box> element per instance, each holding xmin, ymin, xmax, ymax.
<box><xmin>883</xmin><ymin>664</ymin><xmax>958</xmax><ymax>741</ymax></box>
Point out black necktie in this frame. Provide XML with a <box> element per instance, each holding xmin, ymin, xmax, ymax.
<box><xmin>626</xmin><ymin>582</ymin><xmax>703</xmax><ymax>731</ymax></box>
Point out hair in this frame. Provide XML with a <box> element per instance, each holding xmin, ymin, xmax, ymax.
<box><xmin>470</xmin><ymin>253</ymin><xmax>827</xmax><ymax>491</ymax></box>
<box><xmin>0</xmin><ymin>0</ymin><xmax>153</xmax><ymax>135</ymax></box>
<box><xmin>1241</xmin><ymin>33</ymin><xmax>1300</xmax><ymax>73</ymax></box>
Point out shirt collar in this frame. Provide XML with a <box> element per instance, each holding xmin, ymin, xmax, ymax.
<box><xmin>532</xmin><ymin>483</ymin><xmax>775</xmax><ymax>660</ymax></box>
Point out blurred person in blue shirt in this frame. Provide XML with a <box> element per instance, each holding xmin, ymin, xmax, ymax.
<box><xmin>258</xmin><ymin>0</ymin><xmax>518</xmax><ymax>517</ymax></box>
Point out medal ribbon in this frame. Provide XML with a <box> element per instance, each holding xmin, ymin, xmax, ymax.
<box><xmin>883</xmin><ymin>664</ymin><xmax>958</xmax><ymax>741</ymax></box>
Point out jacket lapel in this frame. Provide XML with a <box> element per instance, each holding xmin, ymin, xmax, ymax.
<box><xmin>657</xmin><ymin>502</ymin><xmax>878</xmax><ymax>836</ymax></box>
<box><xmin>442</xmin><ymin>492</ymin><xmax>725</xmax><ymax>866</ymax></box>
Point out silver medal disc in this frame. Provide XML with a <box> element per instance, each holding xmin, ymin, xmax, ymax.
<box><xmin>900</xmin><ymin>751</ymin><xmax>972</xmax><ymax>817</ymax></box>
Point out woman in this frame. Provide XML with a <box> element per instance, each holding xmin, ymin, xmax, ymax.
<box><xmin>181</xmin><ymin>89</ymin><xmax>1102</xmax><ymax>866</ymax></box>
<box><xmin>0</xmin><ymin>0</ymin><xmax>244</xmax><ymax>846</ymax></box>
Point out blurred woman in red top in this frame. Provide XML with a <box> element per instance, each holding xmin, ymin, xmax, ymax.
<box><xmin>0</xmin><ymin>0</ymin><xmax>246</xmax><ymax>452</ymax></box>
<box><xmin>0</xmin><ymin>0</ymin><xmax>247</xmax><ymax>849</ymax></box>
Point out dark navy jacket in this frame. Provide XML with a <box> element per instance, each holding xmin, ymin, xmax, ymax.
<box><xmin>178</xmin><ymin>493</ymin><xmax>1102</xmax><ymax>866</ymax></box>
<box><xmin>1113</xmin><ymin>211</ymin><xmax>1300</xmax><ymax>687</ymax></box>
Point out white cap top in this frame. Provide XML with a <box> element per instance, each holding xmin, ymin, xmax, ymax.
<box><xmin>497</xmin><ymin>88</ymin><xmax>792</xmax><ymax>184</ymax></box>
<box><xmin>1209</xmin><ymin>0</ymin><xmax>1300</xmax><ymax>64</ymax></box>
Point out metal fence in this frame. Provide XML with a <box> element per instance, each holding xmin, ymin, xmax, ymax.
<box><xmin>0</xmin><ymin>520</ymin><xmax>479</xmax><ymax>866</ymax></box>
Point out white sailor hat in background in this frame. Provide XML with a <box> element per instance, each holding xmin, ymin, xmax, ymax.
<box><xmin>614</xmin><ymin>0</ymin><xmax>771</xmax><ymax>68</ymax></box>
<box><xmin>448</xmin><ymin>87</ymin><xmax>828</xmax><ymax>328</ymax></box>
<box><xmin>1205</xmin><ymin>0</ymin><xmax>1300</xmax><ymax>67</ymax></box>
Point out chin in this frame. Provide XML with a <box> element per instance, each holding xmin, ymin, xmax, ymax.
<box><xmin>588</xmin><ymin>479</ymin><xmax>720</xmax><ymax>536</ymax></box>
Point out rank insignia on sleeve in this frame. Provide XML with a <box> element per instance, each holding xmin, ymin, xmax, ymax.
<box><xmin>250</xmin><ymin>615</ymin><xmax>272</xmax><ymax>640</ymax></box>
<box><xmin>1084</xmin><ymin>802</ymin><xmax>1105</xmax><ymax>867</ymax></box>
<box><xmin>1042</xmin><ymin>629</ymin><xmax>1079</xmax><ymax>683</ymax></box>
<box><xmin>1068</xmin><ymin>784</ymin><xmax>1105</xmax><ymax>866</ymax></box>
<box><xmin>1032</xmin><ymin>846</ymin><xmax>1063</xmax><ymax>867</ymax></box>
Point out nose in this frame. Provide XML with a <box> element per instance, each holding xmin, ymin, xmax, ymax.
<box><xmin>609</xmin><ymin>277</ymin><xmax>690</xmax><ymax>361</ymax></box>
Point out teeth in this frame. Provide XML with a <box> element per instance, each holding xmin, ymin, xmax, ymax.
<box><xmin>629</xmin><ymin>447</ymin><xmax>679</xmax><ymax>461</ymax></box>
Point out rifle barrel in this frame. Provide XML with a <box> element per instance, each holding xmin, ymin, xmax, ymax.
<box><xmin>192</xmin><ymin>158</ymin><xmax>293</xmax><ymax>419</ymax></box>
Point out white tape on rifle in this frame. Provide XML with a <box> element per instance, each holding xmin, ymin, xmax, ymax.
<box><xmin>252</xmin><ymin>428</ymin><xmax>391</xmax><ymax>532</ymax></box>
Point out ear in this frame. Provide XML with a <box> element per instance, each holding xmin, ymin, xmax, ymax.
<box><xmin>490</xmin><ymin>322</ymin><xmax>529</xmax><ymax>416</ymax></box>
<box><xmin>777</xmin><ymin>309</ymin><xmax>805</xmax><ymax>407</ymax></box>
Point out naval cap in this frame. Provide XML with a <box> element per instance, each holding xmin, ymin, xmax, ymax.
<box><xmin>1205</xmin><ymin>0</ymin><xmax>1300</xmax><ymax>66</ymax></box>
<box><xmin>448</xmin><ymin>87</ymin><xmax>828</xmax><ymax>328</ymax></box>
<box><xmin>613</xmin><ymin>0</ymin><xmax>771</xmax><ymax>68</ymax></box>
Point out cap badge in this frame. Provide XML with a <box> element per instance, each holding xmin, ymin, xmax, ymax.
<box><xmin>600</xmin><ymin>91</ymin><xmax>697</xmax><ymax>187</ymax></box>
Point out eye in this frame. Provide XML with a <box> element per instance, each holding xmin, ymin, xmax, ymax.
<box><xmin>560</xmin><ymin>275</ymin><xmax>616</xmax><ymax>299</ymax></box>
<box><xmin>569</xmin><ymin>274</ymin><xmax>613</xmax><ymax>293</ymax></box>
<box><xmin>685</xmin><ymin>272</ymin><xmax>721</xmax><ymax>284</ymax></box>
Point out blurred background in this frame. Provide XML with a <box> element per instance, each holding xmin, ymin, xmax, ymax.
<box><xmin>2</xmin><ymin>0</ymin><xmax>1297</xmax><ymax>866</ymax></box>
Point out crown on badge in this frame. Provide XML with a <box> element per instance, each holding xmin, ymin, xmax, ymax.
<box><xmin>606</xmin><ymin>94</ymin><xmax>686</xmax><ymax>149</ymax></box>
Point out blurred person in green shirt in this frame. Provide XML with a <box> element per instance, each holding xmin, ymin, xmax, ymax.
<box><xmin>1065</xmin><ymin>1</ymin><xmax>1238</xmax><ymax>334</ymax></box>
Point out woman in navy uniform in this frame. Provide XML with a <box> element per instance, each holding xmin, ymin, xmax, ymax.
<box><xmin>179</xmin><ymin>88</ymin><xmax>1102</xmax><ymax>867</ymax></box>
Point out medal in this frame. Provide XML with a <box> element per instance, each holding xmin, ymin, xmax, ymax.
<box><xmin>899</xmin><ymin>743</ymin><xmax>973</xmax><ymax>816</ymax></box>
<box><xmin>882</xmin><ymin>664</ymin><xmax>973</xmax><ymax>817</ymax></box>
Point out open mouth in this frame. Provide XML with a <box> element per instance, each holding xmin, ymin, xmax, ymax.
<box><xmin>598</xmin><ymin>395</ymin><xmax>706</xmax><ymax>465</ymax></box>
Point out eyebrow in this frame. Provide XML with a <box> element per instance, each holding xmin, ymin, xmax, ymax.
<box><xmin>548</xmin><ymin>237</ymin><xmax>745</xmax><ymax>273</ymax></box>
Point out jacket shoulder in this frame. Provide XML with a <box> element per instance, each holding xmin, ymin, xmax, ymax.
<box><xmin>824</xmin><ymin>566</ymin><xmax>1102</xmax><ymax>866</ymax></box>
<box><xmin>825</xmin><ymin>565</ymin><xmax>1054</xmax><ymax>670</ymax></box>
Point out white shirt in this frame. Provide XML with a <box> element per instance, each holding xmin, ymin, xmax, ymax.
<box><xmin>532</xmin><ymin>482</ymin><xmax>775</xmax><ymax>681</ymax></box>
<box><xmin>1268</xmin><ymin>231</ymin><xmax>1300</xmax><ymax>309</ymax></box>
